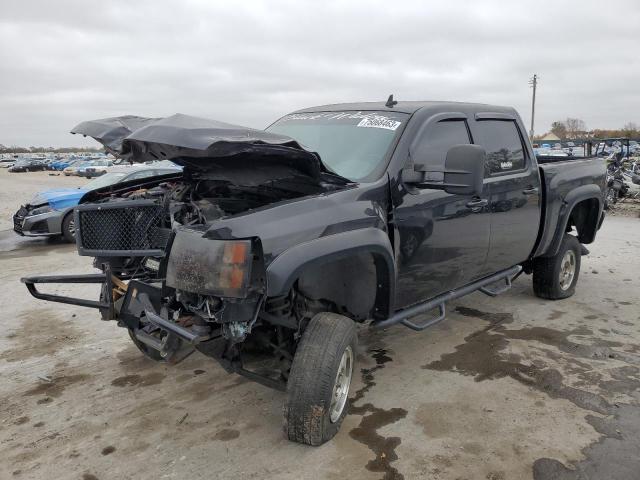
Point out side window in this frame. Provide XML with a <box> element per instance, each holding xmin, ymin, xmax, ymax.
<box><xmin>474</xmin><ymin>120</ymin><xmax>526</xmax><ymax>174</ymax></box>
<box><xmin>413</xmin><ymin>119</ymin><xmax>471</xmax><ymax>181</ymax></box>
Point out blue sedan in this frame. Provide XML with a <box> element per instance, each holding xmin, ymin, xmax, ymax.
<box><xmin>13</xmin><ymin>166</ymin><xmax>181</xmax><ymax>242</ymax></box>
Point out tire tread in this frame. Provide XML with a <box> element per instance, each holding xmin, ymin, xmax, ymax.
<box><xmin>284</xmin><ymin>312</ymin><xmax>357</xmax><ymax>445</ymax></box>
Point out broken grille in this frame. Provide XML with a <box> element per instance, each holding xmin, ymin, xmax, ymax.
<box><xmin>75</xmin><ymin>200</ymin><xmax>170</xmax><ymax>257</ymax></box>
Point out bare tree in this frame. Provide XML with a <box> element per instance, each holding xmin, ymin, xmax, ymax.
<box><xmin>550</xmin><ymin>121</ymin><xmax>567</xmax><ymax>139</ymax></box>
<box><xmin>565</xmin><ymin>118</ymin><xmax>587</xmax><ymax>140</ymax></box>
<box><xmin>621</xmin><ymin>122</ymin><xmax>638</xmax><ymax>137</ymax></box>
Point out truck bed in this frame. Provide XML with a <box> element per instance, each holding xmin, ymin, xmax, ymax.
<box><xmin>533</xmin><ymin>156</ymin><xmax>607</xmax><ymax>257</ymax></box>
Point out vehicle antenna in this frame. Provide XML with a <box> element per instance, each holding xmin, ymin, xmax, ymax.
<box><xmin>385</xmin><ymin>94</ymin><xmax>398</xmax><ymax>108</ymax></box>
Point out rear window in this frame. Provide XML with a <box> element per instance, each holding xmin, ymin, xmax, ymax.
<box><xmin>474</xmin><ymin>120</ymin><xmax>526</xmax><ymax>174</ymax></box>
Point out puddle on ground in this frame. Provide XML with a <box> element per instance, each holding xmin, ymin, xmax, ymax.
<box><xmin>0</xmin><ymin>229</ymin><xmax>75</xmax><ymax>259</ymax></box>
<box><xmin>110</xmin><ymin>372</ymin><xmax>166</xmax><ymax>387</ymax></box>
<box><xmin>23</xmin><ymin>374</ymin><xmax>91</xmax><ymax>398</ymax></box>
<box><xmin>349</xmin><ymin>347</ymin><xmax>407</xmax><ymax>480</ymax></box>
<box><xmin>422</xmin><ymin>306</ymin><xmax>632</xmax><ymax>413</ymax></box>
<box><xmin>1</xmin><ymin>309</ymin><xmax>80</xmax><ymax>362</ymax></box>
<box><xmin>101</xmin><ymin>446</ymin><xmax>116</xmax><ymax>456</ymax></box>
<box><xmin>213</xmin><ymin>428</ymin><xmax>240</xmax><ymax>441</ymax></box>
<box><xmin>423</xmin><ymin>305</ymin><xmax>640</xmax><ymax>479</ymax></box>
<box><xmin>533</xmin><ymin>404</ymin><xmax>640</xmax><ymax>480</ymax></box>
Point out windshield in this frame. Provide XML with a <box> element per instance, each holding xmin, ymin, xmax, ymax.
<box><xmin>84</xmin><ymin>172</ymin><xmax>128</xmax><ymax>190</ymax></box>
<box><xmin>267</xmin><ymin>110</ymin><xmax>408</xmax><ymax>181</ymax></box>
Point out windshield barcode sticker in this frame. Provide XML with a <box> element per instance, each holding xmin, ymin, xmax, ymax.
<box><xmin>357</xmin><ymin>117</ymin><xmax>401</xmax><ymax>131</ymax></box>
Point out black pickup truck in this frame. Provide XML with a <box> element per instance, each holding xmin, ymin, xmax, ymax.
<box><xmin>23</xmin><ymin>101</ymin><xmax>606</xmax><ymax>445</ymax></box>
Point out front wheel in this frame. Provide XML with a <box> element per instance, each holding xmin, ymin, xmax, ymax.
<box><xmin>532</xmin><ymin>234</ymin><xmax>581</xmax><ymax>300</ymax></box>
<box><xmin>284</xmin><ymin>312</ymin><xmax>357</xmax><ymax>445</ymax></box>
<box><xmin>61</xmin><ymin>212</ymin><xmax>76</xmax><ymax>243</ymax></box>
<box><xmin>99</xmin><ymin>283</ymin><xmax>177</xmax><ymax>362</ymax></box>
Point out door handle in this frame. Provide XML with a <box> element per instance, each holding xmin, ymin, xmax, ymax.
<box><xmin>466</xmin><ymin>198</ymin><xmax>488</xmax><ymax>209</ymax></box>
<box><xmin>522</xmin><ymin>186</ymin><xmax>539</xmax><ymax>195</ymax></box>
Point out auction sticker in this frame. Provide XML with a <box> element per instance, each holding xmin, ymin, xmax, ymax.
<box><xmin>357</xmin><ymin>117</ymin><xmax>401</xmax><ymax>131</ymax></box>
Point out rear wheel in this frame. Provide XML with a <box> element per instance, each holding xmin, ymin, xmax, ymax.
<box><xmin>61</xmin><ymin>212</ymin><xmax>76</xmax><ymax>243</ymax></box>
<box><xmin>284</xmin><ymin>312</ymin><xmax>357</xmax><ymax>446</ymax></box>
<box><xmin>533</xmin><ymin>234</ymin><xmax>581</xmax><ymax>300</ymax></box>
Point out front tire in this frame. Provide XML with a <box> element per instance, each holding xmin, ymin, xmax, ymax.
<box><xmin>533</xmin><ymin>234</ymin><xmax>581</xmax><ymax>300</ymax></box>
<box><xmin>61</xmin><ymin>212</ymin><xmax>76</xmax><ymax>243</ymax></box>
<box><xmin>126</xmin><ymin>329</ymin><xmax>166</xmax><ymax>362</ymax></box>
<box><xmin>284</xmin><ymin>312</ymin><xmax>357</xmax><ymax>446</ymax></box>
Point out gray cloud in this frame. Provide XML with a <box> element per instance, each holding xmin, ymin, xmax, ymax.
<box><xmin>1</xmin><ymin>0</ymin><xmax>639</xmax><ymax>146</ymax></box>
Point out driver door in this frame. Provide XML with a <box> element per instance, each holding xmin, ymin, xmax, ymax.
<box><xmin>394</xmin><ymin>115</ymin><xmax>491</xmax><ymax>308</ymax></box>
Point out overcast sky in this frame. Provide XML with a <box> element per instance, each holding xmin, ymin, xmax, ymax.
<box><xmin>1</xmin><ymin>0</ymin><xmax>639</xmax><ymax>147</ymax></box>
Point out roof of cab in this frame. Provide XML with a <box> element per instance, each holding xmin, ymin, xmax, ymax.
<box><xmin>291</xmin><ymin>101</ymin><xmax>516</xmax><ymax>116</ymax></box>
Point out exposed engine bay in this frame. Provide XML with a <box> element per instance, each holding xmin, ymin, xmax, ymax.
<box><xmin>72</xmin><ymin>162</ymin><xmax>349</xmax><ymax>389</ymax></box>
<box><xmin>56</xmin><ymin>114</ymin><xmax>354</xmax><ymax>389</ymax></box>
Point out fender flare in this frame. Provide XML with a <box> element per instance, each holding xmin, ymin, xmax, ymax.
<box><xmin>266</xmin><ymin>228</ymin><xmax>396</xmax><ymax>318</ymax></box>
<box><xmin>544</xmin><ymin>184</ymin><xmax>603</xmax><ymax>257</ymax></box>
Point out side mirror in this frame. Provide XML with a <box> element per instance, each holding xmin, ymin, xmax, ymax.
<box><xmin>402</xmin><ymin>144</ymin><xmax>486</xmax><ymax>196</ymax></box>
<box><xmin>442</xmin><ymin>144</ymin><xmax>485</xmax><ymax>196</ymax></box>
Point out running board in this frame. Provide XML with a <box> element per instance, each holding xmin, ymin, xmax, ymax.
<box><xmin>372</xmin><ymin>265</ymin><xmax>521</xmax><ymax>331</ymax></box>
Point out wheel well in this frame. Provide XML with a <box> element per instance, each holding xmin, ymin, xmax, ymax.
<box><xmin>294</xmin><ymin>251</ymin><xmax>391</xmax><ymax>322</ymax></box>
<box><xmin>566</xmin><ymin>198</ymin><xmax>600</xmax><ymax>244</ymax></box>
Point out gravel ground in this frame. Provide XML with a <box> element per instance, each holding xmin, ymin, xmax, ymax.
<box><xmin>1</xmin><ymin>171</ymin><xmax>639</xmax><ymax>480</ymax></box>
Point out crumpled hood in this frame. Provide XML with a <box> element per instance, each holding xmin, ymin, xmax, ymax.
<box><xmin>71</xmin><ymin>114</ymin><xmax>334</xmax><ymax>181</ymax></box>
<box><xmin>30</xmin><ymin>188</ymin><xmax>88</xmax><ymax>210</ymax></box>
<box><xmin>70</xmin><ymin>115</ymin><xmax>161</xmax><ymax>156</ymax></box>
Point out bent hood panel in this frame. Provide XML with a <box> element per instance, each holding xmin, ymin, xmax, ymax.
<box><xmin>71</xmin><ymin>116</ymin><xmax>161</xmax><ymax>156</ymax></box>
<box><xmin>121</xmin><ymin>114</ymin><xmax>325</xmax><ymax>179</ymax></box>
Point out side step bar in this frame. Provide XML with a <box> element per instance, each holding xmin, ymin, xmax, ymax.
<box><xmin>373</xmin><ymin>265</ymin><xmax>521</xmax><ymax>331</ymax></box>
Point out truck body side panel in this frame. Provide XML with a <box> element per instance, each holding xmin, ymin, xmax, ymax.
<box><xmin>534</xmin><ymin>157</ymin><xmax>607</xmax><ymax>258</ymax></box>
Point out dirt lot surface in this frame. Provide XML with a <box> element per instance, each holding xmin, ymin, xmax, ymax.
<box><xmin>1</xmin><ymin>171</ymin><xmax>639</xmax><ymax>480</ymax></box>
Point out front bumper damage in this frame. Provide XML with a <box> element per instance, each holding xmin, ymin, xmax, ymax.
<box><xmin>21</xmin><ymin>264</ymin><xmax>281</xmax><ymax>390</ymax></box>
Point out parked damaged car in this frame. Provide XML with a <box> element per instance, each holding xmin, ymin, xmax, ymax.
<box><xmin>23</xmin><ymin>102</ymin><xmax>607</xmax><ymax>445</ymax></box>
<box><xmin>13</xmin><ymin>166</ymin><xmax>181</xmax><ymax>241</ymax></box>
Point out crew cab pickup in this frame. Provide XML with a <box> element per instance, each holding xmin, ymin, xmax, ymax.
<box><xmin>22</xmin><ymin>101</ymin><xmax>607</xmax><ymax>445</ymax></box>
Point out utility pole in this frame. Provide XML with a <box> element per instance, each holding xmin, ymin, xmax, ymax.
<box><xmin>529</xmin><ymin>74</ymin><xmax>538</xmax><ymax>140</ymax></box>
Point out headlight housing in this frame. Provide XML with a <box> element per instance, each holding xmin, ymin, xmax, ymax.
<box><xmin>166</xmin><ymin>229</ymin><xmax>254</xmax><ymax>298</ymax></box>
<box><xmin>29</xmin><ymin>205</ymin><xmax>53</xmax><ymax>216</ymax></box>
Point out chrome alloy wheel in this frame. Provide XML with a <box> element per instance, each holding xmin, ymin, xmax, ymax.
<box><xmin>329</xmin><ymin>345</ymin><xmax>354</xmax><ymax>423</ymax></box>
<box><xmin>67</xmin><ymin>218</ymin><xmax>76</xmax><ymax>237</ymax></box>
<box><xmin>559</xmin><ymin>250</ymin><xmax>576</xmax><ymax>291</ymax></box>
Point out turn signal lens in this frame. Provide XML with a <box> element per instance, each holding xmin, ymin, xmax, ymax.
<box><xmin>223</xmin><ymin>242</ymin><xmax>249</xmax><ymax>265</ymax></box>
<box><xmin>218</xmin><ymin>265</ymin><xmax>246</xmax><ymax>290</ymax></box>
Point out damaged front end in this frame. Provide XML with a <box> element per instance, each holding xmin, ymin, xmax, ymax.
<box><xmin>22</xmin><ymin>114</ymin><xmax>349</xmax><ymax>390</ymax></box>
